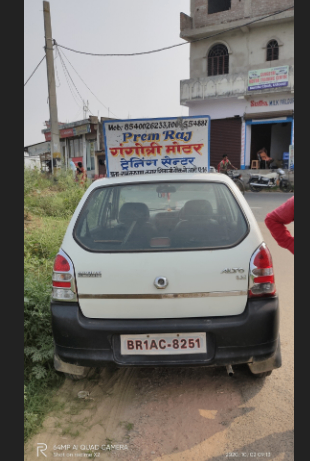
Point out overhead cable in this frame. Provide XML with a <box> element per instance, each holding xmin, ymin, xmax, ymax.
<box><xmin>24</xmin><ymin>55</ymin><xmax>46</xmax><ymax>86</ymax></box>
<box><xmin>56</xmin><ymin>5</ymin><xmax>294</xmax><ymax>57</ymax></box>
<box><xmin>58</xmin><ymin>50</ymin><xmax>94</xmax><ymax>116</ymax></box>
<box><xmin>58</xmin><ymin>47</ymin><xmax>82</xmax><ymax>109</ymax></box>
<box><xmin>56</xmin><ymin>45</ymin><xmax>120</xmax><ymax>119</ymax></box>
<box><xmin>58</xmin><ymin>50</ymin><xmax>85</xmax><ymax>104</ymax></box>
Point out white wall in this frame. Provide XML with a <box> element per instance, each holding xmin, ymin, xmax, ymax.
<box><xmin>188</xmin><ymin>97</ymin><xmax>246</xmax><ymax>118</ymax></box>
<box><xmin>189</xmin><ymin>20</ymin><xmax>294</xmax><ymax>79</ymax></box>
<box><xmin>24</xmin><ymin>156</ymin><xmax>41</xmax><ymax>169</ymax></box>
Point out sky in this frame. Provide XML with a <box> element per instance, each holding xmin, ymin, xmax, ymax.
<box><xmin>24</xmin><ymin>0</ymin><xmax>191</xmax><ymax>146</ymax></box>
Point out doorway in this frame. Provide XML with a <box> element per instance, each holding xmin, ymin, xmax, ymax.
<box><xmin>250</xmin><ymin>121</ymin><xmax>292</xmax><ymax>168</ymax></box>
<box><xmin>250</xmin><ymin>124</ymin><xmax>272</xmax><ymax>166</ymax></box>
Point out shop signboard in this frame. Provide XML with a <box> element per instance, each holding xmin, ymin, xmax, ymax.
<box><xmin>248</xmin><ymin>66</ymin><xmax>289</xmax><ymax>91</ymax></box>
<box><xmin>44</xmin><ymin>124</ymin><xmax>91</xmax><ymax>141</ymax></box>
<box><xmin>103</xmin><ymin>116</ymin><xmax>211</xmax><ymax>178</ymax></box>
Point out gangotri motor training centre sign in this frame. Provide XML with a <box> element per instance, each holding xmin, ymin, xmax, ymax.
<box><xmin>103</xmin><ymin>116</ymin><xmax>210</xmax><ymax>177</ymax></box>
<box><xmin>248</xmin><ymin>66</ymin><xmax>289</xmax><ymax>91</ymax></box>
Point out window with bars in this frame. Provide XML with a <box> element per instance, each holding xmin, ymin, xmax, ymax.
<box><xmin>267</xmin><ymin>40</ymin><xmax>279</xmax><ymax>61</ymax></box>
<box><xmin>208</xmin><ymin>44</ymin><xmax>229</xmax><ymax>76</ymax></box>
<box><xmin>208</xmin><ymin>0</ymin><xmax>231</xmax><ymax>14</ymax></box>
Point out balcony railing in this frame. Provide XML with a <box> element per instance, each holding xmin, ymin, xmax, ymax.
<box><xmin>180</xmin><ymin>67</ymin><xmax>294</xmax><ymax>104</ymax></box>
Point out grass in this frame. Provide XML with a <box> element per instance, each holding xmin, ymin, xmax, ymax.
<box><xmin>24</xmin><ymin>167</ymin><xmax>90</xmax><ymax>443</ymax></box>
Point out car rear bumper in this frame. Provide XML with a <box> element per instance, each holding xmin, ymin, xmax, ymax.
<box><xmin>51</xmin><ymin>296</ymin><xmax>279</xmax><ymax>368</ymax></box>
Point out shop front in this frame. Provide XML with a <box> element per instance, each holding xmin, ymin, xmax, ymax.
<box><xmin>42</xmin><ymin>118</ymin><xmax>100</xmax><ymax>177</ymax></box>
<box><xmin>241</xmin><ymin>95</ymin><xmax>294</xmax><ymax>169</ymax></box>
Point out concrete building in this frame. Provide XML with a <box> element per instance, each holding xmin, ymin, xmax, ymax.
<box><xmin>180</xmin><ymin>0</ymin><xmax>294</xmax><ymax>169</ymax></box>
<box><xmin>41</xmin><ymin>116</ymin><xmax>115</xmax><ymax>177</ymax></box>
<box><xmin>42</xmin><ymin>117</ymin><xmax>101</xmax><ymax>177</ymax></box>
<box><xmin>24</xmin><ymin>141</ymin><xmax>52</xmax><ymax>171</ymax></box>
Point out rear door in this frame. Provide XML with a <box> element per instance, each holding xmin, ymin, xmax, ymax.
<box><xmin>63</xmin><ymin>180</ymin><xmax>262</xmax><ymax>319</ymax></box>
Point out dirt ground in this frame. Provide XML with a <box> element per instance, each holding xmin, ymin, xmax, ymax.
<box><xmin>24</xmin><ymin>222</ymin><xmax>294</xmax><ymax>461</ymax></box>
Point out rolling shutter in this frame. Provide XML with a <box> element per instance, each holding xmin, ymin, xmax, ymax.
<box><xmin>210</xmin><ymin>118</ymin><xmax>242</xmax><ymax>169</ymax></box>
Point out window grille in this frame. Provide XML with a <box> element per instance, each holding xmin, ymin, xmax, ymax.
<box><xmin>267</xmin><ymin>40</ymin><xmax>279</xmax><ymax>61</ymax></box>
<box><xmin>208</xmin><ymin>45</ymin><xmax>229</xmax><ymax>76</ymax></box>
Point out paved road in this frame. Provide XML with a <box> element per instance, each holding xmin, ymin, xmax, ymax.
<box><xmin>244</xmin><ymin>192</ymin><xmax>294</xmax><ymax>222</ymax></box>
<box><xmin>25</xmin><ymin>193</ymin><xmax>294</xmax><ymax>461</ymax></box>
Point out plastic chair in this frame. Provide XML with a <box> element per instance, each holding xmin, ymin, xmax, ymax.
<box><xmin>251</xmin><ymin>160</ymin><xmax>259</xmax><ymax>169</ymax></box>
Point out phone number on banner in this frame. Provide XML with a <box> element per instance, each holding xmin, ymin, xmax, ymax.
<box><xmin>107</xmin><ymin>119</ymin><xmax>208</xmax><ymax>132</ymax></box>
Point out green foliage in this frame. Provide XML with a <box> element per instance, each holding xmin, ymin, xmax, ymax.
<box><xmin>24</xmin><ymin>370</ymin><xmax>64</xmax><ymax>442</ymax></box>
<box><xmin>24</xmin><ymin>168</ymin><xmax>89</xmax><ymax>218</ymax></box>
<box><xmin>24</xmin><ymin>167</ymin><xmax>51</xmax><ymax>197</ymax></box>
<box><xmin>24</xmin><ymin>168</ymin><xmax>86</xmax><ymax>442</ymax></box>
<box><xmin>24</xmin><ymin>252</ymin><xmax>65</xmax><ymax>442</ymax></box>
<box><xmin>25</xmin><ymin>217</ymin><xmax>68</xmax><ymax>262</ymax></box>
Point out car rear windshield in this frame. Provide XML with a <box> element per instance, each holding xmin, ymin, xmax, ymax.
<box><xmin>74</xmin><ymin>181</ymin><xmax>248</xmax><ymax>252</ymax></box>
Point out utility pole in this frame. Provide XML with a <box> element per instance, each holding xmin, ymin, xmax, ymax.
<box><xmin>43</xmin><ymin>1</ymin><xmax>61</xmax><ymax>173</ymax></box>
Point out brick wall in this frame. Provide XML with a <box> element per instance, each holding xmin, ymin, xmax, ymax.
<box><xmin>191</xmin><ymin>0</ymin><xmax>294</xmax><ymax>29</ymax></box>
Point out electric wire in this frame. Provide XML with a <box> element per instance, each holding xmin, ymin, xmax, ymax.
<box><xmin>58</xmin><ymin>46</ymin><xmax>82</xmax><ymax>109</ymax></box>
<box><xmin>58</xmin><ymin>50</ymin><xmax>85</xmax><ymax>105</ymax></box>
<box><xmin>56</xmin><ymin>45</ymin><xmax>120</xmax><ymax>119</ymax></box>
<box><xmin>24</xmin><ymin>55</ymin><xmax>46</xmax><ymax>86</ymax></box>
<box><xmin>58</xmin><ymin>50</ymin><xmax>94</xmax><ymax>116</ymax></box>
<box><xmin>56</xmin><ymin>5</ymin><xmax>294</xmax><ymax>57</ymax></box>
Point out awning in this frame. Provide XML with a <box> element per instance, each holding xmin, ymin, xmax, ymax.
<box><xmin>244</xmin><ymin>110</ymin><xmax>294</xmax><ymax>120</ymax></box>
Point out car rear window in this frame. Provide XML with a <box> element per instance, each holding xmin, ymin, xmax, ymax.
<box><xmin>74</xmin><ymin>181</ymin><xmax>249</xmax><ymax>252</ymax></box>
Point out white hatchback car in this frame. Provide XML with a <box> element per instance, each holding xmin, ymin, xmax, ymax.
<box><xmin>51</xmin><ymin>173</ymin><xmax>281</xmax><ymax>379</ymax></box>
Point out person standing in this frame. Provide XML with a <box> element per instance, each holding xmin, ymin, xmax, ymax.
<box><xmin>218</xmin><ymin>154</ymin><xmax>238</xmax><ymax>174</ymax></box>
<box><xmin>265</xmin><ymin>196</ymin><xmax>294</xmax><ymax>254</ymax></box>
<box><xmin>76</xmin><ymin>161</ymin><xmax>87</xmax><ymax>187</ymax></box>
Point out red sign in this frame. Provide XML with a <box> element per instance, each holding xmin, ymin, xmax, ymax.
<box><xmin>44</xmin><ymin>124</ymin><xmax>90</xmax><ymax>141</ymax></box>
<box><xmin>250</xmin><ymin>100</ymin><xmax>268</xmax><ymax>107</ymax></box>
<box><xmin>71</xmin><ymin>157</ymin><xmax>83</xmax><ymax>166</ymax></box>
<box><xmin>45</xmin><ymin>128</ymin><xmax>75</xmax><ymax>141</ymax></box>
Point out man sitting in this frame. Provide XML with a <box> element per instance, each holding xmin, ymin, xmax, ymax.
<box><xmin>257</xmin><ymin>148</ymin><xmax>273</xmax><ymax>169</ymax></box>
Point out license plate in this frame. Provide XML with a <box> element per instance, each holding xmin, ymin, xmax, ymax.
<box><xmin>120</xmin><ymin>333</ymin><xmax>206</xmax><ymax>355</ymax></box>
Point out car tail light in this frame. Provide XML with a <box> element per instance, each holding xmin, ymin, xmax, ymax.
<box><xmin>248</xmin><ymin>243</ymin><xmax>276</xmax><ymax>298</ymax></box>
<box><xmin>52</xmin><ymin>250</ymin><xmax>77</xmax><ymax>302</ymax></box>
<box><xmin>54</xmin><ymin>254</ymin><xmax>70</xmax><ymax>272</ymax></box>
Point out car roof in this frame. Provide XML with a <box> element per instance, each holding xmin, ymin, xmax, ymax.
<box><xmin>88</xmin><ymin>173</ymin><xmax>231</xmax><ymax>191</ymax></box>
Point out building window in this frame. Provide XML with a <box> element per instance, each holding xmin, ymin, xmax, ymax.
<box><xmin>208</xmin><ymin>44</ymin><xmax>229</xmax><ymax>76</ymax></box>
<box><xmin>208</xmin><ymin>0</ymin><xmax>231</xmax><ymax>15</ymax></box>
<box><xmin>267</xmin><ymin>40</ymin><xmax>279</xmax><ymax>61</ymax></box>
